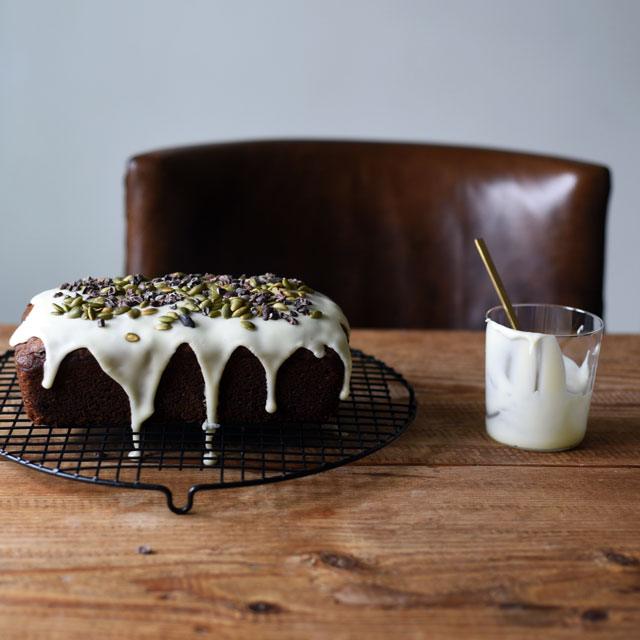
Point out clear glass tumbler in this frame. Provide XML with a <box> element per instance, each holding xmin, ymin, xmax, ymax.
<box><xmin>485</xmin><ymin>303</ymin><xmax>604</xmax><ymax>451</ymax></box>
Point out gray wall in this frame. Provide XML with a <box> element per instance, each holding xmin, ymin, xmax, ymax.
<box><xmin>2</xmin><ymin>0</ymin><xmax>638</xmax><ymax>330</ymax></box>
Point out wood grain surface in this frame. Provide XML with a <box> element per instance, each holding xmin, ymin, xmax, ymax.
<box><xmin>0</xmin><ymin>326</ymin><xmax>638</xmax><ymax>639</ymax></box>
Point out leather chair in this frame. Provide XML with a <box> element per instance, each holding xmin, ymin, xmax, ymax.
<box><xmin>125</xmin><ymin>140</ymin><xmax>610</xmax><ymax>329</ymax></box>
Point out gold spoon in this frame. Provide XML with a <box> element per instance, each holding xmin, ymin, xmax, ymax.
<box><xmin>474</xmin><ymin>237</ymin><xmax>521</xmax><ymax>331</ymax></box>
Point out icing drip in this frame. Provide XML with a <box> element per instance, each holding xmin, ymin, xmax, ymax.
<box><xmin>10</xmin><ymin>288</ymin><xmax>352</xmax><ymax>451</ymax></box>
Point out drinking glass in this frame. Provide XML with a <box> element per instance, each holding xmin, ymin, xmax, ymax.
<box><xmin>485</xmin><ymin>303</ymin><xmax>603</xmax><ymax>451</ymax></box>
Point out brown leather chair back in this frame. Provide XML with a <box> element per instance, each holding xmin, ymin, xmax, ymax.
<box><xmin>126</xmin><ymin>140</ymin><xmax>610</xmax><ymax>329</ymax></box>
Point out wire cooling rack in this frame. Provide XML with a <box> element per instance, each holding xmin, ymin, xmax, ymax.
<box><xmin>0</xmin><ymin>349</ymin><xmax>415</xmax><ymax>513</ymax></box>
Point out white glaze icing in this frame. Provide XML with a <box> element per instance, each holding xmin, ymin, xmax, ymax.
<box><xmin>10</xmin><ymin>287</ymin><xmax>351</xmax><ymax>453</ymax></box>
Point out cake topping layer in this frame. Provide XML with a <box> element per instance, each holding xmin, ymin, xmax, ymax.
<box><xmin>51</xmin><ymin>273</ymin><xmax>322</xmax><ymax>331</ymax></box>
<box><xmin>11</xmin><ymin>274</ymin><xmax>352</xmax><ymax>453</ymax></box>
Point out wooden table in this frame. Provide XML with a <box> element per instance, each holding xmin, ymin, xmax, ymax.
<box><xmin>0</xmin><ymin>326</ymin><xmax>638</xmax><ymax>639</ymax></box>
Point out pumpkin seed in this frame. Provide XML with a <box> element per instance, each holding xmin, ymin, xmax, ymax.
<box><xmin>50</xmin><ymin>310</ymin><xmax>63</xmax><ymax>316</ymax></box>
<box><xmin>141</xmin><ymin>308</ymin><xmax>158</xmax><ymax>315</ymax></box>
<box><xmin>87</xmin><ymin>307</ymin><xmax>96</xmax><ymax>321</ymax></box>
<box><xmin>125</xmin><ymin>332</ymin><xmax>140</xmax><ymax>342</ymax></box>
<box><xmin>140</xmin><ymin>300</ymin><xmax>149</xmax><ymax>309</ymax></box>
<box><xmin>232</xmin><ymin>306</ymin><xmax>249</xmax><ymax>318</ymax></box>
<box><xmin>230</xmin><ymin>298</ymin><xmax>244</xmax><ymax>312</ymax></box>
<box><xmin>97</xmin><ymin>312</ymin><xmax>113</xmax><ymax>320</ymax></box>
<box><xmin>311</xmin><ymin>310</ymin><xmax>323</xmax><ymax>319</ymax></box>
<box><xmin>240</xmin><ymin>320</ymin><xmax>256</xmax><ymax>331</ymax></box>
<box><xmin>188</xmin><ymin>284</ymin><xmax>203</xmax><ymax>296</ymax></box>
<box><xmin>273</xmin><ymin>302</ymin><xmax>288</xmax><ymax>311</ymax></box>
<box><xmin>52</xmin><ymin>303</ymin><xmax>64</xmax><ymax>313</ymax></box>
<box><xmin>157</xmin><ymin>315</ymin><xmax>175</xmax><ymax>324</ymax></box>
<box><xmin>70</xmin><ymin>297</ymin><xmax>84</xmax><ymax>308</ymax></box>
<box><xmin>282</xmin><ymin>277</ymin><xmax>293</xmax><ymax>290</ymax></box>
<box><xmin>208</xmin><ymin>310</ymin><xmax>221</xmax><ymax>318</ymax></box>
<box><xmin>154</xmin><ymin>323</ymin><xmax>171</xmax><ymax>331</ymax></box>
<box><xmin>178</xmin><ymin>307</ymin><xmax>190</xmax><ymax>315</ymax></box>
<box><xmin>240</xmin><ymin>312</ymin><xmax>253</xmax><ymax>320</ymax></box>
<box><xmin>222</xmin><ymin>303</ymin><xmax>232</xmax><ymax>318</ymax></box>
<box><xmin>127</xmin><ymin>308</ymin><xmax>141</xmax><ymax>319</ymax></box>
<box><xmin>67</xmin><ymin>307</ymin><xmax>82</xmax><ymax>319</ymax></box>
<box><xmin>114</xmin><ymin>305</ymin><xmax>130</xmax><ymax>315</ymax></box>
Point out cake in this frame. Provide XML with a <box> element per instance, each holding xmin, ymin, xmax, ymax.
<box><xmin>10</xmin><ymin>273</ymin><xmax>352</xmax><ymax>458</ymax></box>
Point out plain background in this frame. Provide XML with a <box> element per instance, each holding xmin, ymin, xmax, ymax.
<box><xmin>1</xmin><ymin>0</ymin><xmax>638</xmax><ymax>331</ymax></box>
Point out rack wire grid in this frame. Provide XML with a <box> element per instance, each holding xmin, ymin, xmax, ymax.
<box><xmin>0</xmin><ymin>349</ymin><xmax>415</xmax><ymax>513</ymax></box>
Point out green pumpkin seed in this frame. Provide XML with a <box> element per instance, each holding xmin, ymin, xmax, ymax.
<box><xmin>70</xmin><ymin>297</ymin><xmax>84</xmax><ymax>308</ymax></box>
<box><xmin>231</xmin><ymin>306</ymin><xmax>249</xmax><ymax>318</ymax></box>
<box><xmin>230</xmin><ymin>298</ymin><xmax>244</xmax><ymax>312</ymax></box>
<box><xmin>160</xmin><ymin>286</ymin><xmax>173</xmax><ymax>293</ymax></box>
<box><xmin>127</xmin><ymin>308</ymin><xmax>141</xmax><ymax>319</ymax></box>
<box><xmin>188</xmin><ymin>284</ymin><xmax>203</xmax><ymax>296</ymax></box>
<box><xmin>81</xmin><ymin>310</ymin><xmax>88</xmax><ymax>320</ymax></box>
<box><xmin>87</xmin><ymin>307</ymin><xmax>96</xmax><ymax>321</ymax></box>
<box><xmin>199</xmin><ymin>299</ymin><xmax>213</xmax><ymax>309</ymax></box>
<box><xmin>154</xmin><ymin>323</ymin><xmax>171</xmax><ymax>331</ymax></box>
<box><xmin>208</xmin><ymin>310</ymin><xmax>221</xmax><ymax>318</ymax></box>
<box><xmin>184</xmin><ymin>301</ymin><xmax>199</xmax><ymax>312</ymax></box>
<box><xmin>140</xmin><ymin>300</ymin><xmax>149</xmax><ymax>309</ymax></box>
<box><xmin>141</xmin><ymin>308</ymin><xmax>158</xmax><ymax>315</ymax></box>
<box><xmin>125</xmin><ymin>332</ymin><xmax>140</xmax><ymax>342</ymax></box>
<box><xmin>67</xmin><ymin>307</ymin><xmax>82</xmax><ymax>319</ymax></box>
<box><xmin>273</xmin><ymin>302</ymin><xmax>288</xmax><ymax>311</ymax></box>
<box><xmin>311</xmin><ymin>310</ymin><xmax>323</xmax><ymax>319</ymax></box>
<box><xmin>282</xmin><ymin>277</ymin><xmax>293</xmax><ymax>290</ymax></box>
<box><xmin>240</xmin><ymin>312</ymin><xmax>253</xmax><ymax>320</ymax></box>
<box><xmin>157</xmin><ymin>315</ymin><xmax>175</xmax><ymax>324</ymax></box>
<box><xmin>165</xmin><ymin>311</ymin><xmax>179</xmax><ymax>319</ymax></box>
<box><xmin>240</xmin><ymin>320</ymin><xmax>256</xmax><ymax>331</ymax></box>
<box><xmin>50</xmin><ymin>310</ymin><xmax>63</xmax><ymax>316</ymax></box>
<box><xmin>52</xmin><ymin>303</ymin><xmax>64</xmax><ymax>313</ymax></box>
<box><xmin>97</xmin><ymin>312</ymin><xmax>113</xmax><ymax>320</ymax></box>
<box><xmin>178</xmin><ymin>306</ymin><xmax>191</xmax><ymax>315</ymax></box>
<box><xmin>114</xmin><ymin>305</ymin><xmax>130</xmax><ymax>315</ymax></box>
<box><xmin>221</xmin><ymin>303</ymin><xmax>232</xmax><ymax>318</ymax></box>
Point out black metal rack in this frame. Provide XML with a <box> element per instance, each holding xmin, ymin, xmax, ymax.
<box><xmin>0</xmin><ymin>349</ymin><xmax>415</xmax><ymax>513</ymax></box>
